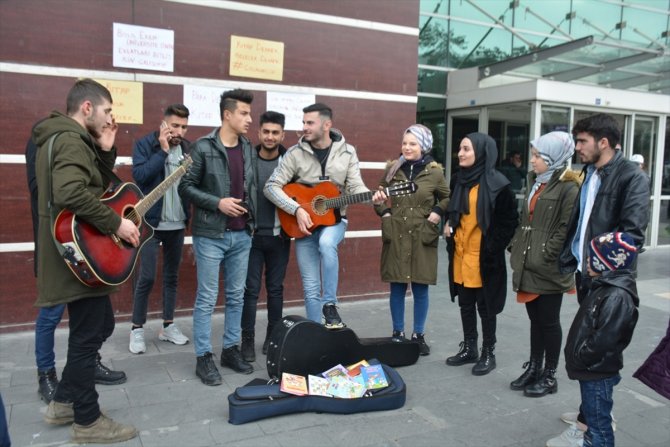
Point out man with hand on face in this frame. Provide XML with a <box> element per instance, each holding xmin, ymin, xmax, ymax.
<box><xmin>129</xmin><ymin>104</ymin><xmax>191</xmax><ymax>354</ymax></box>
<box><xmin>179</xmin><ymin>89</ymin><xmax>257</xmax><ymax>385</ymax></box>
<box><xmin>240</xmin><ymin>111</ymin><xmax>291</xmax><ymax>362</ymax></box>
<box><xmin>34</xmin><ymin>78</ymin><xmax>138</xmax><ymax>443</ymax></box>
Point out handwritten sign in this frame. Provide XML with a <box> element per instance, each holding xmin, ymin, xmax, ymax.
<box><xmin>230</xmin><ymin>36</ymin><xmax>284</xmax><ymax>81</ymax></box>
<box><xmin>183</xmin><ymin>85</ymin><xmax>231</xmax><ymax>127</ymax></box>
<box><xmin>266</xmin><ymin>92</ymin><xmax>315</xmax><ymax>131</ymax></box>
<box><xmin>94</xmin><ymin>79</ymin><xmax>143</xmax><ymax>124</ymax></box>
<box><xmin>113</xmin><ymin>23</ymin><xmax>174</xmax><ymax>72</ymax></box>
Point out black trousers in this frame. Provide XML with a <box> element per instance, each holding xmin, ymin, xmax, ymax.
<box><xmin>241</xmin><ymin>234</ymin><xmax>291</xmax><ymax>337</ymax></box>
<box><xmin>525</xmin><ymin>293</ymin><xmax>563</xmax><ymax>366</ymax></box>
<box><xmin>53</xmin><ymin>295</ymin><xmax>114</xmax><ymax>425</ymax></box>
<box><xmin>456</xmin><ymin>284</ymin><xmax>496</xmax><ymax>347</ymax></box>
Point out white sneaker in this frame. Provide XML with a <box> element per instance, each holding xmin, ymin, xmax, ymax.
<box><xmin>129</xmin><ymin>328</ymin><xmax>146</xmax><ymax>354</ymax></box>
<box><xmin>560</xmin><ymin>411</ymin><xmax>617</xmax><ymax>431</ymax></box>
<box><xmin>158</xmin><ymin>323</ymin><xmax>189</xmax><ymax>345</ymax></box>
<box><xmin>546</xmin><ymin>424</ymin><xmax>584</xmax><ymax>447</ymax></box>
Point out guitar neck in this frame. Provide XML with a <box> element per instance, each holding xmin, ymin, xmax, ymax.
<box><xmin>134</xmin><ymin>164</ymin><xmax>188</xmax><ymax>217</ymax></box>
<box><xmin>323</xmin><ymin>191</ymin><xmax>374</xmax><ymax>210</ymax></box>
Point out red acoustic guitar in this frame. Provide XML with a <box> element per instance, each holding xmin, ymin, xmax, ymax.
<box><xmin>277</xmin><ymin>180</ymin><xmax>417</xmax><ymax>239</ymax></box>
<box><xmin>53</xmin><ymin>158</ymin><xmax>192</xmax><ymax>287</ymax></box>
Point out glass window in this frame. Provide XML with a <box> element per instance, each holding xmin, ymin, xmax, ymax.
<box><xmin>632</xmin><ymin>116</ymin><xmax>657</xmax><ymax>192</ymax></box>
<box><xmin>541</xmin><ymin>106</ymin><xmax>571</xmax><ymax>134</ymax></box>
<box><xmin>659</xmin><ymin>200</ymin><xmax>670</xmax><ymax>246</ymax></box>
<box><xmin>488</xmin><ymin>103</ymin><xmax>531</xmax><ymax>195</ymax></box>
<box><xmin>419</xmin><ymin>15</ymin><xmax>449</xmax><ymax>66</ymax></box>
<box><xmin>417</xmin><ymin>96</ymin><xmax>447</xmax><ymax>165</ymax></box>
<box><xmin>418</xmin><ymin>68</ymin><xmax>447</xmax><ymax>95</ymax></box>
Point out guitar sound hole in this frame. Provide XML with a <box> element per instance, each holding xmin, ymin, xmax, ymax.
<box><xmin>312</xmin><ymin>196</ymin><xmax>327</xmax><ymax>215</ymax></box>
<box><xmin>122</xmin><ymin>206</ymin><xmax>141</xmax><ymax>226</ymax></box>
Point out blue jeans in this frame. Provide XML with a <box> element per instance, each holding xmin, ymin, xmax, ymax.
<box><xmin>131</xmin><ymin>229</ymin><xmax>184</xmax><ymax>325</ymax></box>
<box><xmin>580</xmin><ymin>375</ymin><xmax>621</xmax><ymax>447</ymax></box>
<box><xmin>35</xmin><ymin>304</ymin><xmax>66</xmax><ymax>371</ymax></box>
<box><xmin>389</xmin><ymin>282</ymin><xmax>429</xmax><ymax>334</ymax></box>
<box><xmin>295</xmin><ymin>219</ymin><xmax>347</xmax><ymax>322</ymax></box>
<box><xmin>241</xmin><ymin>234</ymin><xmax>291</xmax><ymax>335</ymax></box>
<box><xmin>192</xmin><ymin>232</ymin><xmax>251</xmax><ymax>356</ymax></box>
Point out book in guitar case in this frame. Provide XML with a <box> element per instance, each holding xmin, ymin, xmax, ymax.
<box><xmin>277</xmin><ymin>180</ymin><xmax>417</xmax><ymax>239</ymax></box>
<box><xmin>52</xmin><ymin>157</ymin><xmax>192</xmax><ymax>287</ymax></box>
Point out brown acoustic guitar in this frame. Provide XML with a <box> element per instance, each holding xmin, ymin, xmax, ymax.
<box><xmin>277</xmin><ymin>180</ymin><xmax>417</xmax><ymax>239</ymax></box>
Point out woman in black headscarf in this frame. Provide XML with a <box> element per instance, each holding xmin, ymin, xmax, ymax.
<box><xmin>444</xmin><ymin>133</ymin><xmax>518</xmax><ymax>376</ymax></box>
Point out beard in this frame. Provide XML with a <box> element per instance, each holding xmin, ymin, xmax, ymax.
<box><xmin>168</xmin><ymin>136</ymin><xmax>182</xmax><ymax>147</ymax></box>
<box><xmin>85</xmin><ymin>115</ymin><xmax>102</xmax><ymax>139</ymax></box>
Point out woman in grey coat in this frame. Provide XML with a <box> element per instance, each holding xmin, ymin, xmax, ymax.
<box><xmin>509</xmin><ymin>131</ymin><xmax>580</xmax><ymax>397</ymax></box>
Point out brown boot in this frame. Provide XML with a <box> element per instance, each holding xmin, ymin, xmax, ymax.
<box><xmin>70</xmin><ymin>414</ymin><xmax>137</xmax><ymax>444</ymax></box>
<box><xmin>44</xmin><ymin>400</ymin><xmax>74</xmax><ymax>425</ymax></box>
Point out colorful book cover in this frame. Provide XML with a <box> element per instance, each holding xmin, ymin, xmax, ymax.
<box><xmin>326</xmin><ymin>375</ymin><xmax>366</xmax><ymax>399</ymax></box>
<box><xmin>308</xmin><ymin>375</ymin><xmax>332</xmax><ymax>397</ymax></box>
<box><xmin>280</xmin><ymin>372</ymin><xmax>308</xmax><ymax>396</ymax></box>
<box><xmin>346</xmin><ymin>359</ymin><xmax>369</xmax><ymax>377</ymax></box>
<box><xmin>321</xmin><ymin>364</ymin><xmax>348</xmax><ymax>379</ymax></box>
<box><xmin>361</xmin><ymin>364</ymin><xmax>389</xmax><ymax>390</ymax></box>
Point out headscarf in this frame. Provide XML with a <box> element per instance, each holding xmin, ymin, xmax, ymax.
<box><xmin>446</xmin><ymin>132</ymin><xmax>510</xmax><ymax>234</ymax></box>
<box><xmin>385</xmin><ymin>124</ymin><xmax>433</xmax><ymax>182</ymax></box>
<box><xmin>527</xmin><ymin>131</ymin><xmax>575</xmax><ymax>206</ymax></box>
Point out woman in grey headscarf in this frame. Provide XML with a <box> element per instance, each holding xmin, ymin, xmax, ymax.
<box><xmin>375</xmin><ymin>124</ymin><xmax>450</xmax><ymax>356</ymax></box>
<box><xmin>509</xmin><ymin>131</ymin><xmax>581</xmax><ymax>397</ymax></box>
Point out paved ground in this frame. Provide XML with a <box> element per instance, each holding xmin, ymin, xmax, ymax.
<box><xmin>2</xmin><ymin>241</ymin><xmax>669</xmax><ymax>447</ymax></box>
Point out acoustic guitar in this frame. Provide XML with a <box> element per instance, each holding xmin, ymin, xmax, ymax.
<box><xmin>277</xmin><ymin>180</ymin><xmax>417</xmax><ymax>239</ymax></box>
<box><xmin>53</xmin><ymin>157</ymin><xmax>192</xmax><ymax>287</ymax></box>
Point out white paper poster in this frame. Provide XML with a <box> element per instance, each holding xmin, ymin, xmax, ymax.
<box><xmin>183</xmin><ymin>85</ymin><xmax>231</xmax><ymax>127</ymax></box>
<box><xmin>266</xmin><ymin>92</ymin><xmax>315</xmax><ymax>131</ymax></box>
<box><xmin>113</xmin><ymin>23</ymin><xmax>174</xmax><ymax>72</ymax></box>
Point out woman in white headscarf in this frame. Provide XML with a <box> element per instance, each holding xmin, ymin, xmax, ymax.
<box><xmin>509</xmin><ymin>131</ymin><xmax>581</xmax><ymax>397</ymax></box>
<box><xmin>375</xmin><ymin>124</ymin><xmax>450</xmax><ymax>356</ymax></box>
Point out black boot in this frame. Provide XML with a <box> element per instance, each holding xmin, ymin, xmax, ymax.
<box><xmin>446</xmin><ymin>338</ymin><xmax>478</xmax><ymax>366</ymax></box>
<box><xmin>94</xmin><ymin>353</ymin><xmax>127</xmax><ymax>385</ymax></box>
<box><xmin>241</xmin><ymin>331</ymin><xmax>256</xmax><ymax>363</ymax></box>
<box><xmin>472</xmin><ymin>345</ymin><xmax>496</xmax><ymax>376</ymax></box>
<box><xmin>524</xmin><ymin>364</ymin><xmax>558</xmax><ymax>397</ymax></box>
<box><xmin>37</xmin><ymin>368</ymin><xmax>59</xmax><ymax>403</ymax></box>
<box><xmin>510</xmin><ymin>357</ymin><xmax>542</xmax><ymax>390</ymax></box>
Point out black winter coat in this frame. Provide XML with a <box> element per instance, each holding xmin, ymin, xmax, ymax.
<box><xmin>446</xmin><ymin>184</ymin><xmax>518</xmax><ymax>315</ymax></box>
<box><xmin>633</xmin><ymin>318</ymin><xmax>670</xmax><ymax>400</ymax></box>
<box><xmin>564</xmin><ymin>270</ymin><xmax>639</xmax><ymax>381</ymax></box>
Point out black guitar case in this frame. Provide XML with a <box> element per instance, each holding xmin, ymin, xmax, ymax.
<box><xmin>266</xmin><ymin>315</ymin><xmax>420</xmax><ymax>379</ymax></box>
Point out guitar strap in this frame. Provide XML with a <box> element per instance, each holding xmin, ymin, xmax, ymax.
<box><xmin>45</xmin><ymin>133</ymin><xmax>97</xmax><ymax>285</ymax></box>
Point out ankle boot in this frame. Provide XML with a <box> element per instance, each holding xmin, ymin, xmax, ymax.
<box><xmin>38</xmin><ymin>368</ymin><xmax>59</xmax><ymax>403</ymax></box>
<box><xmin>510</xmin><ymin>357</ymin><xmax>542</xmax><ymax>390</ymax></box>
<box><xmin>241</xmin><ymin>332</ymin><xmax>255</xmax><ymax>362</ymax></box>
<box><xmin>446</xmin><ymin>338</ymin><xmax>479</xmax><ymax>366</ymax></box>
<box><xmin>472</xmin><ymin>345</ymin><xmax>496</xmax><ymax>376</ymax></box>
<box><xmin>94</xmin><ymin>353</ymin><xmax>127</xmax><ymax>385</ymax></box>
<box><xmin>524</xmin><ymin>364</ymin><xmax>558</xmax><ymax>397</ymax></box>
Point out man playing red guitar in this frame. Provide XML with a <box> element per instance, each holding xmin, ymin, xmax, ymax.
<box><xmin>264</xmin><ymin>103</ymin><xmax>385</xmax><ymax>328</ymax></box>
<box><xmin>33</xmin><ymin>78</ymin><xmax>139</xmax><ymax>443</ymax></box>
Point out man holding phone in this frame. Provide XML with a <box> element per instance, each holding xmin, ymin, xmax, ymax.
<box><xmin>129</xmin><ymin>104</ymin><xmax>191</xmax><ymax>354</ymax></box>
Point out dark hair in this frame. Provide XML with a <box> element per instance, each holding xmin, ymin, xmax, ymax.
<box><xmin>303</xmin><ymin>103</ymin><xmax>332</xmax><ymax>120</ymax></box>
<box><xmin>66</xmin><ymin>78</ymin><xmax>112</xmax><ymax>115</ymax></box>
<box><xmin>260</xmin><ymin>111</ymin><xmax>285</xmax><ymax>128</ymax></box>
<box><xmin>219</xmin><ymin>89</ymin><xmax>254</xmax><ymax>119</ymax></box>
<box><xmin>572</xmin><ymin>113</ymin><xmax>621</xmax><ymax>149</ymax></box>
<box><xmin>164</xmin><ymin>103</ymin><xmax>189</xmax><ymax>119</ymax></box>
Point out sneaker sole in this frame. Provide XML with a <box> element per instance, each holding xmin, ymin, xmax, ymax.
<box><xmin>45</xmin><ymin>415</ymin><xmax>74</xmax><ymax>425</ymax></box>
<box><xmin>158</xmin><ymin>334</ymin><xmax>189</xmax><ymax>345</ymax></box>
<box><xmin>324</xmin><ymin>323</ymin><xmax>346</xmax><ymax>329</ymax></box>
<box><xmin>71</xmin><ymin>429</ymin><xmax>138</xmax><ymax>444</ymax></box>
<box><xmin>129</xmin><ymin>347</ymin><xmax>146</xmax><ymax>354</ymax></box>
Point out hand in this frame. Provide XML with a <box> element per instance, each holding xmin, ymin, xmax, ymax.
<box><xmin>116</xmin><ymin>218</ymin><xmax>140</xmax><ymax>247</ymax></box>
<box><xmin>427</xmin><ymin>211</ymin><xmax>440</xmax><ymax>225</ymax></box>
<box><xmin>295</xmin><ymin>207</ymin><xmax>313</xmax><ymax>236</ymax></box>
<box><xmin>371</xmin><ymin>188</ymin><xmax>387</xmax><ymax>205</ymax></box>
<box><xmin>218</xmin><ymin>197</ymin><xmax>247</xmax><ymax>217</ymax></box>
<box><xmin>97</xmin><ymin>117</ymin><xmax>118</xmax><ymax>151</ymax></box>
<box><xmin>443</xmin><ymin>220</ymin><xmax>453</xmax><ymax>238</ymax></box>
<box><xmin>158</xmin><ymin>120</ymin><xmax>171</xmax><ymax>152</ymax></box>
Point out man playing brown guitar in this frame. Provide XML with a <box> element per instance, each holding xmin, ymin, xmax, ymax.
<box><xmin>264</xmin><ymin>103</ymin><xmax>385</xmax><ymax>328</ymax></box>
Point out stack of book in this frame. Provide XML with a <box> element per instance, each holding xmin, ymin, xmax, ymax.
<box><xmin>280</xmin><ymin>360</ymin><xmax>389</xmax><ymax>398</ymax></box>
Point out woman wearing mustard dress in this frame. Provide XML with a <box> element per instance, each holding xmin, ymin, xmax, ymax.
<box><xmin>445</xmin><ymin>133</ymin><xmax>518</xmax><ymax>375</ymax></box>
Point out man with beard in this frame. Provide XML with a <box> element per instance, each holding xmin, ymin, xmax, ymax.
<box><xmin>547</xmin><ymin>113</ymin><xmax>649</xmax><ymax>447</ymax></box>
<box><xmin>264</xmin><ymin>103</ymin><xmax>385</xmax><ymax>328</ymax></box>
<box><xmin>128</xmin><ymin>104</ymin><xmax>191</xmax><ymax>354</ymax></box>
<box><xmin>33</xmin><ymin>78</ymin><xmax>139</xmax><ymax>443</ymax></box>
<box><xmin>240</xmin><ymin>111</ymin><xmax>290</xmax><ymax>362</ymax></box>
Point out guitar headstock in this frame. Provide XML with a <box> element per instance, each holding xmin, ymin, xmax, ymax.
<box><xmin>386</xmin><ymin>181</ymin><xmax>417</xmax><ymax>197</ymax></box>
<box><xmin>180</xmin><ymin>156</ymin><xmax>193</xmax><ymax>170</ymax></box>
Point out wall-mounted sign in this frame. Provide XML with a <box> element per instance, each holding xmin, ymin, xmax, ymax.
<box><xmin>113</xmin><ymin>23</ymin><xmax>174</xmax><ymax>72</ymax></box>
<box><xmin>230</xmin><ymin>35</ymin><xmax>284</xmax><ymax>81</ymax></box>
<box><xmin>183</xmin><ymin>85</ymin><xmax>230</xmax><ymax>127</ymax></box>
<box><xmin>94</xmin><ymin>79</ymin><xmax>143</xmax><ymax>124</ymax></box>
<box><xmin>266</xmin><ymin>91</ymin><xmax>315</xmax><ymax>131</ymax></box>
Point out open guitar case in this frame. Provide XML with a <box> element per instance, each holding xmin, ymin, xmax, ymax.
<box><xmin>227</xmin><ymin>315</ymin><xmax>419</xmax><ymax>425</ymax></box>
